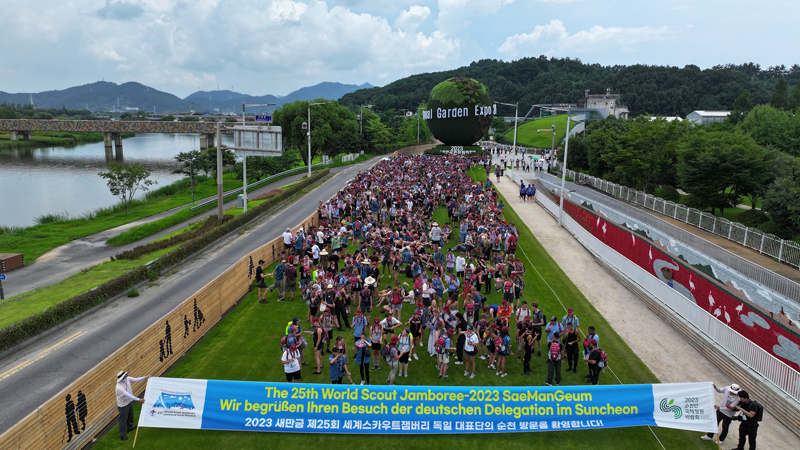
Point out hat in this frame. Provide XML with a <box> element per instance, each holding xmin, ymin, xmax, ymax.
<box><xmin>356</xmin><ymin>309</ymin><xmax>363</xmax><ymax>314</ymax></box>
<box><xmin>466</xmin><ymin>326</ymin><xmax>472</xmax><ymax>330</ymax></box>
<box><xmin>447</xmin><ymin>328</ymin><xmax>455</xmax><ymax>336</ymax></box>
<box><xmin>364</xmin><ymin>276</ymin><xmax>376</xmax><ymax>285</ymax></box>
<box><xmin>502</xmin><ymin>300</ymin><xmax>508</xmax><ymax>305</ymax></box>
<box><xmin>373</xmin><ymin>318</ymin><xmax>380</xmax><ymax>324</ymax></box>
<box><xmin>567</xmin><ymin>308</ymin><xmax>573</xmax><ymax>313</ymax></box>
<box><xmin>289</xmin><ymin>344</ymin><xmax>297</xmax><ymax>350</ymax></box>
<box><xmin>730</xmin><ymin>384</ymin><xmax>741</xmax><ymax>393</ymax></box>
<box><xmin>116</xmin><ymin>371</ymin><xmax>128</xmax><ymax>382</ymax></box>
<box><xmin>319</xmin><ymin>249</ymin><xmax>329</xmax><ymax>256</ymax></box>
<box><xmin>501</xmin><ymin>326</ymin><xmax>510</xmax><ymax>332</ymax></box>
<box><xmin>550</xmin><ymin>316</ymin><xmax>558</xmax><ymax>321</ymax></box>
<box><xmin>391</xmin><ymin>335</ymin><xmax>400</xmax><ymax>344</ymax></box>
<box><xmin>326</xmin><ymin>284</ymin><xmax>333</xmax><ymax>289</ymax></box>
<box><xmin>588</xmin><ymin>338</ymin><xmax>597</xmax><ymax>346</ymax></box>
<box><xmin>286</xmin><ymin>228</ymin><xmax>291</xmax><ymax>232</ymax></box>
<box><xmin>292</xmin><ymin>317</ymin><xmax>299</xmax><ymax>323</ymax></box>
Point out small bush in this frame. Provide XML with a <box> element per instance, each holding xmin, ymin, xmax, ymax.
<box><xmin>658</xmin><ymin>186</ymin><xmax>681</xmax><ymax>203</ymax></box>
<box><xmin>147</xmin><ymin>269</ymin><xmax>159</xmax><ymax>282</ymax></box>
<box><xmin>757</xmin><ymin>219</ymin><xmax>796</xmax><ymax>240</ymax></box>
<box><xmin>681</xmin><ymin>194</ymin><xmax>707</xmax><ymax>209</ymax></box>
<box><xmin>738</xmin><ymin>209</ymin><xmax>770</xmax><ymax>228</ymax></box>
<box><xmin>127</xmin><ymin>288</ymin><xmax>140</xmax><ymax>297</ymax></box>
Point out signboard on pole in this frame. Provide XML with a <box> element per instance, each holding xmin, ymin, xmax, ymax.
<box><xmin>254</xmin><ymin>114</ymin><xmax>273</xmax><ymax>123</ymax></box>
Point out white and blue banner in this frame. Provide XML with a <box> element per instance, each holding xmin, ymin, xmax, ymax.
<box><xmin>139</xmin><ymin>378</ymin><xmax>717</xmax><ymax>434</ymax></box>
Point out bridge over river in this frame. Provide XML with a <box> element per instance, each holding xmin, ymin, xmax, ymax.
<box><xmin>0</xmin><ymin>119</ymin><xmax>228</xmax><ymax>158</ymax></box>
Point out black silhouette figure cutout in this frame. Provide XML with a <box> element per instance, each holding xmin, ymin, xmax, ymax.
<box><xmin>159</xmin><ymin>339</ymin><xmax>165</xmax><ymax>362</ymax></box>
<box><xmin>193</xmin><ymin>299</ymin><xmax>205</xmax><ymax>332</ymax></box>
<box><xmin>164</xmin><ymin>320</ymin><xmax>173</xmax><ymax>357</ymax></box>
<box><xmin>77</xmin><ymin>391</ymin><xmax>87</xmax><ymax>431</ymax></box>
<box><xmin>248</xmin><ymin>256</ymin><xmax>254</xmax><ymax>279</ymax></box>
<box><xmin>65</xmin><ymin>394</ymin><xmax>80</xmax><ymax>442</ymax></box>
<box><xmin>183</xmin><ymin>315</ymin><xmax>191</xmax><ymax>338</ymax></box>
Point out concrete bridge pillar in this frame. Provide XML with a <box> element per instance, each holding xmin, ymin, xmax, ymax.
<box><xmin>103</xmin><ymin>132</ymin><xmax>113</xmax><ymax>153</ymax></box>
<box><xmin>9</xmin><ymin>131</ymin><xmax>18</xmax><ymax>140</ymax></box>
<box><xmin>199</xmin><ymin>133</ymin><xmax>214</xmax><ymax>150</ymax></box>
<box><xmin>113</xmin><ymin>133</ymin><xmax>124</xmax><ymax>160</ymax></box>
<box><xmin>21</xmin><ymin>131</ymin><xmax>31</xmax><ymax>140</ymax></box>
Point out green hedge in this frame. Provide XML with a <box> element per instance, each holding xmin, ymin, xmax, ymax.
<box><xmin>112</xmin><ymin>214</ymin><xmax>233</xmax><ymax>260</ymax></box>
<box><xmin>0</xmin><ymin>170</ymin><xmax>329</xmax><ymax>353</ymax></box>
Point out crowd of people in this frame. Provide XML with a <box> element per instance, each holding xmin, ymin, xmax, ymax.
<box><xmin>479</xmin><ymin>141</ymin><xmax>559</xmax><ymax>173</ymax></box>
<box><xmin>270</xmin><ymin>153</ymin><xmax>608</xmax><ymax>388</ymax></box>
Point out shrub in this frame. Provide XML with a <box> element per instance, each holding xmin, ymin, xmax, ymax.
<box><xmin>147</xmin><ymin>269</ymin><xmax>159</xmax><ymax>282</ymax></box>
<box><xmin>757</xmin><ymin>219</ymin><xmax>796</xmax><ymax>240</ymax></box>
<box><xmin>737</xmin><ymin>209</ymin><xmax>770</xmax><ymax>228</ymax></box>
<box><xmin>127</xmin><ymin>288</ymin><xmax>140</xmax><ymax>298</ymax></box>
<box><xmin>658</xmin><ymin>186</ymin><xmax>681</xmax><ymax>203</ymax></box>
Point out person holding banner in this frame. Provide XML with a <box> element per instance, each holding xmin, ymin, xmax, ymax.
<box><xmin>114</xmin><ymin>371</ymin><xmax>150</xmax><ymax>441</ymax></box>
<box><xmin>702</xmin><ymin>383</ymin><xmax>741</xmax><ymax>444</ymax></box>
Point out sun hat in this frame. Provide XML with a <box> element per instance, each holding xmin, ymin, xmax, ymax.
<box><xmin>391</xmin><ymin>335</ymin><xmax>400</xmax><ymax>344</ymax></box>
<box><xmin>730</xmin><ymin>384</ymin><xmax>741</xmax><ymax>392</ymax></box>
<box><xmin>319</xmin><ymin>249</ymin><xmax>329</xmax><ymax>256</ymax></box>
<box><xmin>364</xmin><ymin>276</ymin><xmax>376</xmax><ymax>285</ymax></box>
<box><xmin>116</xmin><ymin>371</ymin><xmax>128</xmax><ymax>382</ymax></box>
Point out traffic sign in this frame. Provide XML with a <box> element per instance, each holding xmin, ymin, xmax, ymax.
<box><xmin>0</xmin><ymin>274</ymin><xmax>6</xmax><ymax>280</ymax></box>
<box><xmin>254</xmin><ymin>114</ymin><xmax>273</xmax><ymax>123</ymax></box>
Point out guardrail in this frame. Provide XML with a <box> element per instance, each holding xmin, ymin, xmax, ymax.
<box><xmin>190</xmin><ymin>163</ymin><xmax>331</xmax><ymax>211</ymax></box>
<box><xmin>557</xmin><ymin>169</ymin><xmax>800</xmax><ymax>270</ymax></box>
<box><xmin>530</xmin><ymin>183</ymin><xmax>800</xmax><ymax>429</ymax></box>
<box><xmin>534</xmin><ymin>171</ymin><xmax>800</xmax><ymax>305</ymax></box>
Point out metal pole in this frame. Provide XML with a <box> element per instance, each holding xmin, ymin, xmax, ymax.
<box><xmin>308</xmin><ymin>104</ymin><xmax>312</xmax><ymax>178</ymax></box>
<box><xmin>558</xmin><ymin>108</ymin><xmax>571</xmax><ymax>228</ymax></box>
<box><xmin>550</xmin><ymin>111</ymin><xmax>556</xmax><ymax>154</ymax></box>
<box><xmin>0</xmin><ymin>279</ymin><xmax>4</xmax><ymax>300</ymax></box>
<box><xmin>360</xmin><ymin>104</ymin><xmax>363</xmax><ymax>138</ymax></box>
<box><xmin>417</xmin><ymin>107</ymin><xmax>420</xmax><ymax>143</ymax></box>
<box><xmin>216</xmin><ymin>121</ymin><xmax>223</xmax><ymax>219</ymax></box>
<box><xmin>242</xmin><ymin>102</ymin><xmax>247</xmax><ymax>213</ymax></box>
<box><xmin>512</xmin><ymin>103</ymin><xmax>518</xmax><ymax>153</ymax></box>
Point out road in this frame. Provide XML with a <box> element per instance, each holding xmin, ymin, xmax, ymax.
<box><xmin>0</xmin><ymin>156</ymin><xmax>381</xmax><ymax>434</ymax></box>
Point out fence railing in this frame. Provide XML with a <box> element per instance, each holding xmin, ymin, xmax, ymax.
<box><xmin>557</xmin><ymin>169</ymin><xmax>800</xmax><ymax>270</ymax></box>
<box><xmin>534</xmin><ymin>171</ymin><xmax>800</xmax><ymax>304</ymax></box>
<box><xmin>532</xmin><ymin>181</ymin><xmax>800</xmax><ymax>404</ymax></box>
<box><xmin>190</xmin><ymin>163</ymin><xmax>331</xmax><ymax>211</ymax></box>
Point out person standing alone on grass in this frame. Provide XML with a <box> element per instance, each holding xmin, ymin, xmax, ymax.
<box><xmin>255</xmin><ymin>260</ymin><xmax>271</xmax><ymax>304</ymax></box>
<box><xmin>114</xmin><ymin>371</ymin><xmax>150</xmax><ymax>441</ymax></box>
<box><xmin>701</xmin><ymin>383</ymin><xmax>741</xmax><ymax>444</ymax></box>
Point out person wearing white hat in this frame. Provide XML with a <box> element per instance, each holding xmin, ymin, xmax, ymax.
<box><xmin>701</xmin><ymin>382</ymin><xmax>741</xmax><ymax>444</ymax></box>
<box><xmin>115</xmin><ymin>370</ymin><xmax>150</xmax><ymax>441</ymax></box>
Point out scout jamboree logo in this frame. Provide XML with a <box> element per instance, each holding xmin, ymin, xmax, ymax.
<box><xmin>659</xmin><ymin>398</ymin><xmax>682</xmax><ymax>420</ymax></box>
<box><xmin>150</xmin><ymin>389</ymin><xmax>198</xmax><ymax>418</ymax></box>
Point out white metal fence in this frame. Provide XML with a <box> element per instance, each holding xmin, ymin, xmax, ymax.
<box><xmin>559</xmin><ymin>169</ymin><xmax>800</xmax><ymax>270</ymax></box>
<box><xmin>532</xmin><ymin>184</ymin><xmax>800</xmax><ymax>403</ymax></box>
<box><xmin>534</xmin><ymin>171</ymin><xmax>800</xmax><ymax>304</ymax></box>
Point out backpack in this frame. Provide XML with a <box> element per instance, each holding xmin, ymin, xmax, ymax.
<box><xmin>405</xmin><ymin>264</ymin><xmax>413</xmax><ymax>279</ymax></box>
<box><xmin>549</xmin><ymin>341</ymin><xmax>562</xmax><ymax>361</ymax></box>
<box><xmin>435</xmin><ymin>335</ymin><xmax>448</xmax><ymax>354</ymax></box>
<box><xmin>596</xmin><ymin>348</ymin><xmax>608</xmax><ymax>368</ymax></box>
<box><xmin>503</xmin><ymin>281</ymin><xmax>513</xmax><ymax>294</ymax></box>
<box><xmin>751</xmin><ymin>401</ymin><xmax>764</xmax><ymax>422</ymax></box>
<box><xmin>466</xmin><ymin>303</ymin><xmax>475</xmax><ymax>315</ymax></box>
<box><xmin>380</xmin><ymin>344</ymin><xmax>391</xmax><ymax>362</ymax></box>
<box><xmin>495</xmin><ymin>336</ymin><xmax>505</xmax><ymax>352</ymax></box>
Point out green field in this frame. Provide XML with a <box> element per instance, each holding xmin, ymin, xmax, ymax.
<box><xmin>503</xmin><ymin>115</ymin><xmax>578</xmax><ymax>148</ymax></box>
<box><xmin>93</xmin><ymin>180</ymin><xmax>710</xmax><ymax>449</ymax></box>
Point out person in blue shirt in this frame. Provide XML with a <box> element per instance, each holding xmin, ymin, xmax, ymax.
<box><xmin>272</xmin><ymin>259</ymin><xmax>287</xmax><ymax>302</ymax></box>
<box><xmin>329</xmin><ymin>348</ymin><xmax>344</xmax><ymax>384</ymax></box>
<box><xmin>352</xmin><ymin>309</ymin><xmax>368</xmax><ymax>342</ymax></box>
<box><xmin>519</xmin><ymin>184</ymin><xmax>526</xmax><ymax>202</ymax></box>
<box><xmin>561</xmin><ymin>308</ymin><xmax>579</xmax><ymax>333</ymax></box>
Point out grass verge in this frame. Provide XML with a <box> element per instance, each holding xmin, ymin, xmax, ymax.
<box><xmin>503</xmin><ymin>115</ymin><xmax>577</xmax><ymax>148</ymax></box>
<box><xmin>92</xmin><ymin>179</ymin><xmax>706</xmax><ymax>449</ymax></box>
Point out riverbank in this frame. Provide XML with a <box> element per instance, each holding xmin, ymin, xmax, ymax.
<box><xmin>0</xmin><ymin>131</ymin><xmax>134</xmax><ymax>150</ymax></box>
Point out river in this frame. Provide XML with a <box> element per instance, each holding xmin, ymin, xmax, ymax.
<box><xmin>0</xmin><ymin>133</ymin><xmax>234</xmax><ymax>228</ymax></box>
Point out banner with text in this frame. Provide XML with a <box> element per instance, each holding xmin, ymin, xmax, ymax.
<box><xmin>139</xmin><ymin>378</ymin><xmax>717</xmax><ymax>434</ymax></box>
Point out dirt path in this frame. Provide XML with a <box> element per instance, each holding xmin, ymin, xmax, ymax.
<box><xmin>495</xmin><ymin>174</ymin><xmax>799</xmax><ymax>449</ymax></box>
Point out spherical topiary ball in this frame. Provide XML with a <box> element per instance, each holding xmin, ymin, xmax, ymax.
<box><xmin>425</xmin><ymin>78</ymin><xmax>493</xmax><ymax>146</ymax></box>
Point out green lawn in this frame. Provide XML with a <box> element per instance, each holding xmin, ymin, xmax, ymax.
<box><xmin>93</xmin><ymin>183</ymin><xmax>709</xmax><ymax>448</ymax></box>
<box><xmin>0</xmin><ymin>244</ymin><xmax>180</xmax><ymax>329</ymax></box>
<box><xmin>503</xmin><ymin>115</ymin><xmax>578</xmax><ymax>148</ymax></box>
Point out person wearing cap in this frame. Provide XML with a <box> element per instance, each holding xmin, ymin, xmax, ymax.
<box><xmin>732</xmin><ymin>390</ymin><xmax>763</xmax><ymax>450</ymax></box>
<box><xmin>351</xmin><ymin>309</ymin><xmax>368</xmax><ymax>343</ymax></box>
<box><xmin>270</xmin><ymin>259</ymin><xmax>287</xmax><ymax>302</ymax></box>
<box><xmin>407</xmin><ymin>308</ymin><xmax>423</xmax><ymax>360</ymax></box>
<box><xmin>282</xmin><ymin>342</ymin><xmax>303</xmax><ymax>383</ymax></box>
<box><xmin>583</xmin><ymin>338</ymin><xmax>602</xmax><ymax>385</ymax></box>
<box><xmin>463</xmin><ymin>325</ymin><xmax>479</xmax><ymax>379</ymax></box>
<box><xmin>430</xmin><ymin>222</ymin><xmax>442</xmax><ymax>247</ymax></box>
<box><xmin>329</xmin><ymin>346</ymin><xmax>345</xmax><ymax>384</ymax></box>
<box><xmin>438</xmin><ymin>328</ymin><xmax>456</xmax><ymax>379</ymax></box>
<box><xmin>701</xmin><ymin>383</ymin><xmax>742</xmax><ymax>444</ymax></box>
<box><xmin>545</xmin><ymin>315</ymin><xmax>565</xmax><ymax>349</ymax></box>
<box><xmin>114</xmin><ymin>370</ymin><xmax>150</xmax><ymax>441</ymax></box>
<box><xmin>355</xmin><ymin>332</ymin><xmax>372</xmax><ymax>385</ymax></box>
<box><xmin>562</xmin><ymin>308</ymin><xmax>580</xmax><ymax>333</ymax></box>
<box><xmin>386</xmin><ymin>335</ymin><xmax>401</xmax><ymax>385</ymax></box>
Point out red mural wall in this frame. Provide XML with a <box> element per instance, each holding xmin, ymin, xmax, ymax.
<box><xmin>561</xmin><ymin>199</ymin><xmax>800</xmax><ymax>372</ymax></box>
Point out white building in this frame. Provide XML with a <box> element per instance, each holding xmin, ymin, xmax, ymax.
<box><xmin>686</xmin><ymin>110</ymin><xmax>730</xmax><ymax>125</ymax></box>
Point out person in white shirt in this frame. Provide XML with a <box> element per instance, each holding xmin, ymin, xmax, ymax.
<box><xmin>282</xmin><ymin>344</ymin><xmax>303</xmax><ymax>383</ymax></box>
<box><xmin>702</xmin><ymin>383</ymin><xmax>741</xmax><ymax>444</ymax></box>
<box><xmin>463</xmin><ymin>326</ymin><xmax>479</xmax><ymax>379</ymax></box>
<box><xmin>115</xmin><ymin>370</ymin><xmax>150</xmax><ymax>441</ymax></box>
<box><xmin>311</xmin><ymin>244</ymin><xmax>321</xmax><ymax>264</ymax></box>
<box><xmin>282</xmin><ymin>228</ymin><xmax>293</xmax><ymax>251</ymax></box>
<box><xmin>455</xmin><ymin>253</ymin><xmax>466</xmax><ymax>278</ymax></box>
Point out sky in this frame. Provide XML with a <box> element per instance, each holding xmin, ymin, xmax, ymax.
<box><xmin>1</xmin><ymin>0</ymin><xmax>798</xmax><ymax>98</ymax></box>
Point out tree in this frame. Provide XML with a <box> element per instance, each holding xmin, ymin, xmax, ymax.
<box><xmin>272</xmin><ymin>99</ymin><xmax>360</xmax><ymax>166</ymax></box>
<box><xmin>364</xmin><ymin>117</ymin><xmax>392</xmax><ymax>145</ymax></box>
<box><xmin>160</xmin><ymin>115</ymin><xmax>175</xmax><ymax>121</ymax></box>
<box><xmin>770</xmin><ymin>78</ymin><xmax>790</xmax><ymax>110</ymax></box>
<box><xmin>729</xmin><ymin>91</ymin><xmax>752</xmax><ymax>125</ymax></box>
<box><xmin>173</xmin><ymin>151</ymin><xmax>207</xmax><ymax>203</ymax></box>
<box><xmin>677</xmin><ymin>131</ymin><xmax>752</xmax><ymax>216</ymax></box>
<box><xmin>791</xmin><ymin>82</ymin><xmax>800</xmax><ymax>111</ymax></box>
<box><xmin>98</xmin><ymin>162</ymin><xmax>156</xmax><ymax>214</ymax></box>
<box><xmin>762</xmin><ymin>176</ymin><xmax>800</xmax><ymax>238</ymax></box>
<box><xmin>201</xmin><ymin>147</ymin><xmax>236</xmax><ymax>176</ymax></box>
<box><xmin>738</xmin><ymin>105</ymin><xmax>800</xmax><ymax>156</ymax></box>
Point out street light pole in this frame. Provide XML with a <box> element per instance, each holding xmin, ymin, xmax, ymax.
<box><xmin>558</xmin><ymin>106</ymin><xmax>572</xmax><ymax>228</ymax></box>
<box><xmin>417</xmin><ymin>107</ymin><xmax>420</xmax><ymax>143</ymax></box>
<box><xmin>241</xmin><ymin>102</ymin><xmax>276</xmax><ymax>213</ymax></box>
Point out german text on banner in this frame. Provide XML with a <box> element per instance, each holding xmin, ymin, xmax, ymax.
<box><xmin>138</xmin><ymin>378</ymin><xmax>717</xmax><ymax>434</ymax></box>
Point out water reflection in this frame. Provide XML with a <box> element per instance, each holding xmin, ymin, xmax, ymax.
<box><xmin>0</xmin><ymin>133</ymin><xmax>234</xmax><ymax>228</ymax></box>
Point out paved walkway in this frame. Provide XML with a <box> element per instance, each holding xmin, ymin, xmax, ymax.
<box><xmin>3</xmin><ymin>168</ymin><xmax>329</xmax><ymax>298</ymax></box>
<box><xmin>493</xmin><ymin>173</ymin><xmax>799</xmax><ymax>449</ymax></box>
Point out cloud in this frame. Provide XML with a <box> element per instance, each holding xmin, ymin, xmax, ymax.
<box><xmin>773</xmin><ymin>335</ymin><xmax>800</xmax><ymax>370</ymax></box>
<box><xmin>499</xmin><ymin>19</ymin><xmax>670</xmax><ymax>57</ymax></box>
<box><xmin>395</xmin><ymin>5</ymin><xmax>431</xmax><ymax>33</ymax></box>
<box><xmin>268</xmin><ymin>0</ymin><xmax>308</xmax><ymax>22</ymax></box>
<box><xmin>97</xmin><ymin>0</ymin><xmax>145</xmax><ymax>20</ymax></box>
<box><xmin>436</xmin><ymin>0</ymin><xmax>515</xmax><ymax>35</ymax></box>
<box><xmin>739</xmin><ymin>311</ymin><xmax>770</xmax><ymax>329</ymax></box>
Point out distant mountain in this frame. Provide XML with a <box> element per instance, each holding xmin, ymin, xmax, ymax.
<box><xmin>0</xmin><ymin>81</ymin><xmax>187</xmax><ymax>113</ymax></box>
<box><xmin>0</xmin><ymin>80</ymin><xmax>375</xmax><ymax>114</ymax></box>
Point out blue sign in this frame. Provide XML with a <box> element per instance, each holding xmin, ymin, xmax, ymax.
<box><xmin>254</xmin><ymin>114</ymin><xmax>272</xmax><ymax>123</ymax></box>
<box><xmin>140</xmin><ymin>378</ymin><xmax>717</xmax><ymax>434</ymax></box>
<box><xmin>0</xmin><ymin>274</ymin><xmax>6</xmax><ymax>280</ymax></box>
